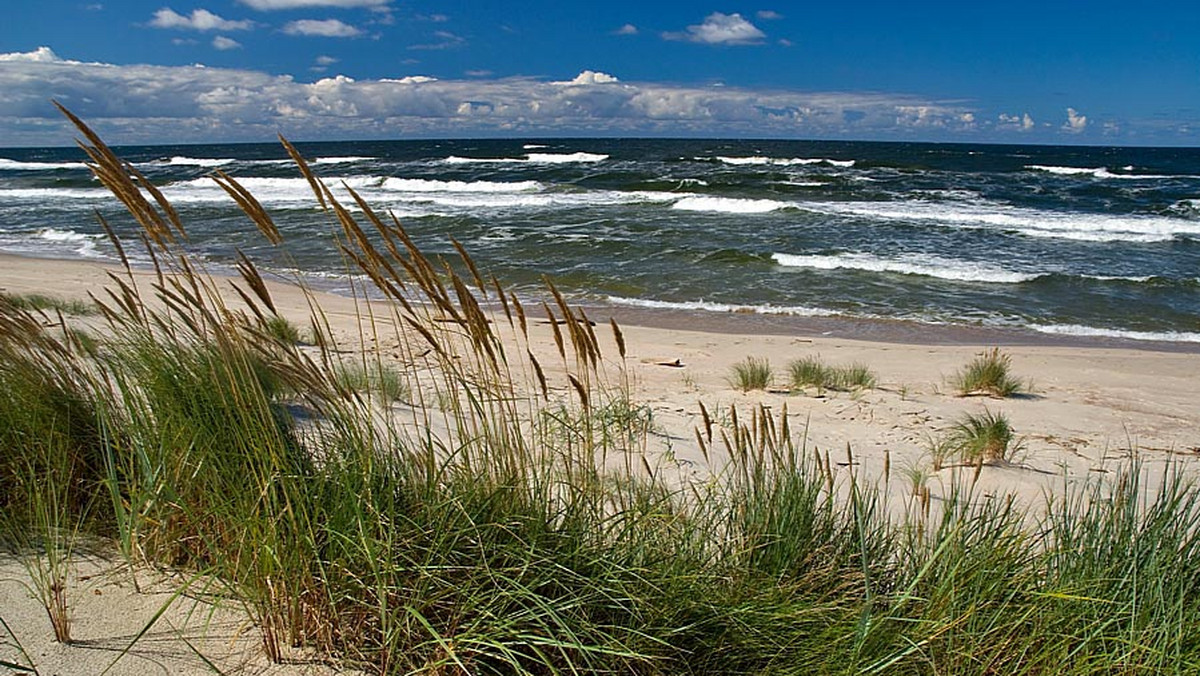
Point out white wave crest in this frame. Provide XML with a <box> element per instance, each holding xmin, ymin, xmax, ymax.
<box><xmin>604</xmin><ymin>295</ymin><xmax>837</xmax><ymax>317</ymax></box>
<box><xmin>443</xmin><ymin>156</ymin><xmax>526</xmax><ymax>164</ymax></box>
<box><xmin>525</xmin><ymin>152</ymin><xmax>608</xmax><ymax>163</ymax></box>
<box><xmin>1033</xmin><ymin>324</ymin><xmax>1200</xmax><ymax>343</ymax></box>
<box><xmin>165</xmin><ymin>156</ymin><xmax>234</xmax><ymax>167</ymax></box>
<box><xmin>312</xmin><ymin>156</ymin><xmax>375</xmax><ymax>165</ymax></box>
<box><xmin>772</xmin><ymin>252</ymin><xmax>1038</xmax><ymax>284</ymax></box>
<box><xmin>672</xmin><ymin>196</ymin><xmax>790</xmax><ymax>214</ymax></box>
<box><xmin>712</xmin><ymin>156</ymin><xmax>855</xmax><ymax>168</ymax></box>
<box><xmin>444</xmin><ymin>151</ymin><xmax>608</xmax><ymax>164</ymax></box>
<box><xmin>1025</xmin><ymin>165</ymin><xmax>1173</xmax><ymax>180</ymax></box>
<box><xmin>378</xmin><ymin>177</ymin><xmax>543</xmax><ymax>193</ymax></box>
<box><xmin>796</xmin><ymin>199</ymin><xmax>1200</xmax><ymax>243</ymax></box>
<box><xmin>0</xmin><ymin>158</ymin><xmax>88</xmax><ymax>170</ymax></box>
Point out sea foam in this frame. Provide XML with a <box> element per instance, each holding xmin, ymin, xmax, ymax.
<box><xmin>604</xmin><ymin>295</ymin><xmax>838</xmax><ymax>317</ymax></box>
<box><xmin>1032</xmin><ymin>324</ymin><xmax>1200</xmax><ymax>343</ymax></box>
<box><xmin>672</xmin><ymin>196</ymin><xmax>790</xmax><ymax>214</ymax></box>
<box><xmin>772</xmin><ymin>252</ymin><xmax>1039</xmax><ymax>284</ymax></box>
<box><xmin>0</xmin><ymin>158</ymin><xmax>88</xmax><ymax>171</ymax></box>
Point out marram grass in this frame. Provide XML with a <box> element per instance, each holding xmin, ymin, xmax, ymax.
<box><xmin>4</xmin><ymin>108</ymin><xmax>1200</xmax><ymax>674</ymax></box>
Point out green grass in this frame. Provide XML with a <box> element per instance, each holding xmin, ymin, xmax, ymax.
<box><xmin>7</xmin><ymin>108</ymin><xmax>1200</xmax><ymax>675</ymax></box>
<box><xmin>332</xmin><ymin>361</ymin><xmax>409</xmax><ymax>402</ymax></box>
<box><xmin>788</xmin><ymin>355</ymin><xmax>877</xmax><ymax>392</ymax></box>
<box><xmin>945</xmin><ymin>408</ymin><xmax>1019</xmax><ymax>463</ymax></box>
<box><xmin>0</xmin><ymin>291</ymin><xmax>97</xmax><ymax>316</ymax></box>
<box><xmin>728</xmin><ymin>356</ymin><xmax>773</xmax><ymax>392</ymax></box>
<box><xmin>953</xmin><ymin>347</ymin><xmax>1028</xmax><ymax>397</ymax></box>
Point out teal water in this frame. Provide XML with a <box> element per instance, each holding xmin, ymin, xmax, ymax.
<box><xmin>2</xmin><ymin>139</ymin><xmax>1198</xmax><ymax>342</ymax></box>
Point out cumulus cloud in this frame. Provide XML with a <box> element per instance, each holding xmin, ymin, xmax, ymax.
<box><xmin>0</xmin><ymin>48</ymin><xmax>988</xmax><ymax>145</ymax></box>
<box><xmin>149</xmin><ymin>8</ymin><xmax>254</xmax><ymax>32</ymax></box>
<box><xmin>1064</xmin><ymin>107</ymin><xmax>1088</xmax><ymax>133</ymax></box>
<box><xmin>553</xmin><ymin>70</ymin><xmax>620</xmax><ymax>86</ymax></box>
<box><xmin>998</xmin><ymin>112</ymin><xmax>1035</xmax><ymax>131</ymax></box>
<box><xmin>239</xmin><ymin>0</ymin><xmax>389</xmax><ymax>9</ymax></box>
<box><xmin>665</xmin><ymin>12</ymin><xmax>766</xmax><ymax>45</ymax></box>
<box><xmin>0</xmin><ymin>46</ymin><xmax>60</xmax><ymax>62</ymax></box>
<box><xmin>315</xmin><ymin>55</ymin><xmax>338</xmax><ymax>65</ymax></box>
<box><xmin>212</xmin><ymin>36</ymin><xmax>242</xmax><ymax>50</ymax></box>
<box><xmin>283</xmin><ymin>19</ymin><xmax>362</xmax><ymax>37</ymax></box>
<box><xmin>614</xmin><ymin>23</ymin><xmax>638</xmax><ymax>35</ymax></box>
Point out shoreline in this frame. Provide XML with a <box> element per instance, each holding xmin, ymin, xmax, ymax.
<box><xmin>6</xmin><ymin>250</ymin><xmax>1198</xmax><ymax>356</ymax></box>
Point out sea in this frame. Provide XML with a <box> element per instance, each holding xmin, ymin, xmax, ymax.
<box><xmin>1</xmin><ymin>138</ymin><xmax>1199</xmax><ymax>345</ymax></box>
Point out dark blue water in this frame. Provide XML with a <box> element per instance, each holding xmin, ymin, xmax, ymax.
<box><xmin>2</xmin><ymin>139</ymin><xmax>1198</xmax><ymax>342</ymax></box>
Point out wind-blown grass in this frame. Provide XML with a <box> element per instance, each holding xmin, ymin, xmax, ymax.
<box><xmin>729</xmin><ymin>356</ymin><xmax>772</xmax><ymax>391</ymax></box>
<box><xmin>953</xmin><ymin>347</ymin><xmax>1028</xmax><ymax>397</ymax></box>
<box><xmin>789</xmin><ymin>355</ymin><xmax>877</xmax><ymax>393</ymax></box>
<box><xmin>944</xmin><ymin>408</ymin><xmax>1019</xmax><ymax>463</ymax></box>
<box><xmin>4</xmin><ymin>108</ymin><xmax>1200</xmax><ymax>674</ymax></box>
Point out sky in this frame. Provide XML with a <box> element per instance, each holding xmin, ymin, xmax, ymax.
<box><xmin>2</xmin><ymin>1</ymin><xmax>1199</xmax><ymax>146</ymax></box>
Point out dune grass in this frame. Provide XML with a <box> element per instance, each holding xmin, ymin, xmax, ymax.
<box><xmin>729</xmin><ymin>356</ymin><xmax>772</xmax><ymax>391</ymax></box>
<box><xmin>953</xmin><ymin>347</ymin><xmax>1028</xmax><ymax>397</ymax></box>
<box><xmin>5</xmin><ymin>108</ymin><xmax>1200</xmax><ymax>674</ymax></box>
<box><xmin>0</xmin><ymin>291</ymin><xmax>97</xmax><ymax>316</ymax></box>
<box><xmin>789</xmin><ymin>355</ymin><xmax>877</xmax><ymax>393</ymax></box>
<box><xmin>945</xmin><ymin>408</ymin><xmax>1019</xmax><ymax>463</ymax></box>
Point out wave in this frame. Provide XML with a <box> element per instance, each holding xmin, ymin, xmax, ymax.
<box><xmin>604</xmin><ymin>295</ymin><xmax>838</xmax><ymax>317</ymax></box>
<box><xmin>1025</xmin><ymin>165</ymin><xmax>1174</xmax><ymax>180</ymax></box>
<box><xmin>443</xmin><ymin>156</ymin><xmax>526</xmax><ymax>164</ymax></box>
<box><xmin>164</xmin><ymin>156</ymin><xmax>234</xmax><ymax>167</ymax></box>
<box><xmin>526</xmin><ymin>152</ymin><xmax>608</xmax><ymax>163</ymax></box>
<box><xmin>797</xmin><ymin>199</ymin><xmax>1200</xmax><ymax>243</ymax></box>
<box><xmin>0</xmin><ymin>158</ymin><xmax>88</xmax><ymax>171</ymax></box>
<box><xmin>1032</xmin><ymin>323</ymin><xmax>1200</xmax><ymax>344</ymax></box>
<box><xmin>672</xmin><ymin>196</ymin><xmax>790</xmax><ymax>214</ymax></box>
<box><xmin>710</xmin><ymin>156</ymin><xmax>855</xmax><ymax>168</ymax></box>
<box><xmin>772</xmin><ymin>252</ymin><xmax>1038</xmax><ymax>284</ymax></box>
<box><xmin>312</xmin><ymin>156</ymin><xmax>375</xmax><ymax>165</ymax></box>
<box><xmin>444</xmin><ymin>151</ymin><xmax>608</xmax><ymax>165</ymax></box>
<box><xmin>523</xmin><ymin>144</ymin><xmax>548</xmax><ymax>149</ymax></box>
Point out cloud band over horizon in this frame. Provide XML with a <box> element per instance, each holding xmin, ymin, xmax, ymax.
<box><xmin>0</xmin><ymin>47</ymin><xmax>1099</xmax><ymax>146</ymax></box>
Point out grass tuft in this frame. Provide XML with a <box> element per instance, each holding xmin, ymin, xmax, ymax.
<box><xmin>788</xmin><ymin>356</ymin><xmax>876</xmax><ymax>392</ymax></box>
<box><xmin>729</xmin><ymin>356</ymin><xmax>772</xmax><ymax>392</ymax></box>
<box><xmin>952</xmin><ymin>347</ymin><xmax>1027</xmax><ymax>397</ymax></box>
<box><xmin>1</xmin><ymin>291</ymin><xmax>96</xmax><ymax>316</ymax></box>
<box><xmin>945</xmin><ymin>408</ymin><xmax>1018</xmax><ymax>463</ymax></box>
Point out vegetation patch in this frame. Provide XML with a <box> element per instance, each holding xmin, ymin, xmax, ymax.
<box><xmin>953</xmin><ymin>347</ymin><xmax>1027</xmax><ymax>397</ymax></box>
<box><xmin>728</xmin><ymin>356</ymin><xmax>773</xmax><ymax>392</ymax></box>
<box><xmin>788</xmin><ymin>355</ymin><xmax>877</xmax><ymax>393</ymax></box>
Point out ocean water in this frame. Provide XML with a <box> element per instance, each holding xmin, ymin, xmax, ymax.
<box><xmin>1</xmin><ymin>138</ymin><xmax>1199</xmax><ymax>343</ymax></box>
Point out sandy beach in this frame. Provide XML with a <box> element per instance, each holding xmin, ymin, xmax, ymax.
<box><xmin>4</xmin><ymin>251</ymin><xmax>1200</xmax><ymax>673</ymax></box>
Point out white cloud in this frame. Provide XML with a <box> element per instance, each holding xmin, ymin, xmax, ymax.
<box><xmin>0</xmin><ymin>48</ymin><xmax>988</xmax><ymax>144</ymax></box>
<box><xmin>239</xmin><ymin>0</ymin><xmax>388</xmax><ymax>9</ymax></box>
<box><xmin>614</xmin><ymin>23</ymin><xmax>638</xmax><ymax>36</ymax></box>
<box><xmin>757</xmin><ymin>10</ymin><xmax>782</xmax><ymax>20</ymax></box>
<box><xmin>282</xmin><ymin>19</ymin><xmax>362</xmax><ymax>37</ymax></box>
<box><xmin>0</xmin><ymin>46</ymin><xmax>60</xmax><ymax>62</ymax></box>
<box><xmin>315</xmin><ymin>55</ymin><xmax>338</xmax><ymax>65</ymax></box>
<box><xmin>998</xmin><ymin>112</ymin><xmax>1035</xmax><ymax>131</ymax></box>
<box><xmin>553</xmin><ymin>70</ymin><xmax>620</xmax><ymax>86</ymax></box>
<box><xmin>212</xmin><ymin>36</ymin><xmax>242</xmax><ymax>50</ymax></box>
<box><xmin>665</xmin><ymin>12</ymin><xmax>766</xmax><ymax>45</ymax></box>
<box><xmin>150</xmin><ymin>8</ymin><xmax>254</xmax><ymax>32</ymax></box>
<box><xmin>1064</xmin><ymin>107</ymin><xmax>1088</xmax><ymax>133</ymax></box>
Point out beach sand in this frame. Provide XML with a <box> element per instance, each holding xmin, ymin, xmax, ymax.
<box><xmin>3</xmin><ymin>252</ymin><xmax>1200</xmax><ymax>673</ymax></box>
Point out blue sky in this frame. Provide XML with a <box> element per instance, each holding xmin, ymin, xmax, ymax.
<box><xmin>2</xmin><ymin>1</ymin><xmax>1198</xmax><ymax>145</ymax></box>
